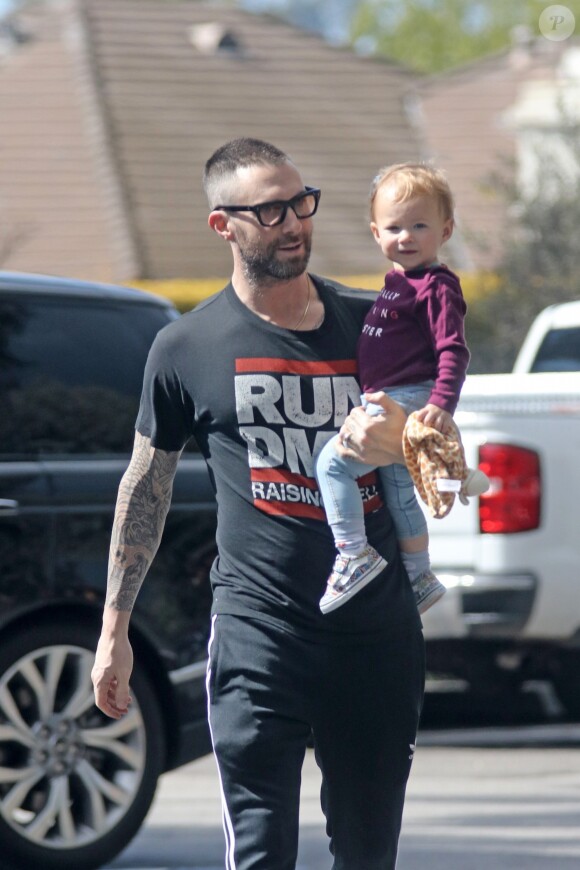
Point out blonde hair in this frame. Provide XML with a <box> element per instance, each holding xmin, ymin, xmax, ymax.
<box><xmin>370</xmin><ymin>162</ymin><xmax>454</xmax><ymax>222</ymax></box>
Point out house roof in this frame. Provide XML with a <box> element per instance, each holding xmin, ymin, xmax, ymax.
<box><xmin>414</xmin><ymin>35</ymin><xmax>578</xmax><ymax>270</ymax></box>
<box><xmin>0</xmin><ymin>1</ymin><xmax>135</xmax><ymax>281</ymax></box>
<box><xmin>0</xmin><ymin>0</ymin><xmax>423</xmax><ymax>283</ymax></box>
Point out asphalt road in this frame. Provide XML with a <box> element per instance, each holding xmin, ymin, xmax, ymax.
<box><xmin>105</xmin><ymin>690</ymin><xmax>580</xmax><ymax>870</ymax></box>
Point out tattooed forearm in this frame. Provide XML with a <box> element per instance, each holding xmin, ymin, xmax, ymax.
<box><xmin>106</xmin><ymin>431</ymin><xmax>182</xmax><ymax>611</ymax></box>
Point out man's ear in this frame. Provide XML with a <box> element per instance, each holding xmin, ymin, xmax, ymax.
<box><xmin>208</xmin><ymin>210</ymin><xmax>234</xmax><ymax>241</ymax></box>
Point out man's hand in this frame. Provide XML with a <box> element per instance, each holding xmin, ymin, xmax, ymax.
<box><xmin>92</xmin><ymin>609</ymin><xmax>134</xmax><ymax>719</ymax></box>
<box><xmin>337</xmin><ymin>391</ymin><xmax>406</xmax><ymax>466</ymax></box>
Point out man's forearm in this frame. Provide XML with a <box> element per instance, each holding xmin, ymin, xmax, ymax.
<box><xmin>106</xmin><ymin>432</ymin><xmax>181</xmax><ymax>612</ymax></box>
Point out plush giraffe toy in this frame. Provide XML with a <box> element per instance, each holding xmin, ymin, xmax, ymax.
<box><xmin>402</xmin><ymin>412</ymin><xmax>485</xmax><ymax>519</ymax></box>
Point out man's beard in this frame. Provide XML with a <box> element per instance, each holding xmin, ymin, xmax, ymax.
<box><xmin>236</xmin><ymin>230</ymin><xmax>312</xmax><ymax>284</ymax></box>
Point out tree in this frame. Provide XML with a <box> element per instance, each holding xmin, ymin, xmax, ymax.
<box><xmin>351</xmin><ymin>0</ymin><xmax>580</xmax><ymax>73</ymax></box>
<box><xmin>467</xmin><ymin>123</ymin><xmax>580</xmax><ymax>372</ymax></box>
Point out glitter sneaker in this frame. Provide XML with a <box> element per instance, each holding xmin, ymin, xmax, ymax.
<box><xmin>319</xmin><ymin>545</ymin><xmax>387</xmax><ymax>614</ymax></box>
<box><xmin>411</xmin><ymin>569</ymin><xmax>446</xmax><ymax>614</ymax></box>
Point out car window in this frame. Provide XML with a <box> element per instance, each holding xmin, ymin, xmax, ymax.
<box><xmin>531</xmin><ymin>326</ymin><xmax>580</xmax><ymax>372</ymax></box>
<box><xmin>0</xmin><ymin>295</ymin><xmax>176</xmax><ymax>458</ymax></box>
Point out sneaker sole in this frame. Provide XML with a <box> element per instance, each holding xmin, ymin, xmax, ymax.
<box><xmin>416</xmin><ymin>583</ymin><xmax>446</xmax><ymax>615</ymax></box>
<box><xmin>320</xmin><ymin>557</ymin><xmax>388</xmax><ymax>614</ymax></box>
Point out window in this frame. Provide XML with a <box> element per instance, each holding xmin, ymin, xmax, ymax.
<box><xmin>531</xmin><ymin>327</ymin><xmax>580</xmax><ymax>372</ymax></box>
<box><xmin>0</xmin><ymin>295</ymin><xmax>174</xmax><ymax>457</ymax></box>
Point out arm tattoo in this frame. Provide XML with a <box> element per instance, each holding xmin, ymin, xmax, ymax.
<box><xmin>106</xmin><ymin>432</ymin><xmax>182</xmax><ymax>611</ymax></box>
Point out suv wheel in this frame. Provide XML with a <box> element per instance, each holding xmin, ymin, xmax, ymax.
<box><xmin>0</xmin><ymin>620</ymin><xmax>165</xmax><ymax>870</ymax></box>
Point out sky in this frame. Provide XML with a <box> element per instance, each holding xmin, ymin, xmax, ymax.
<box><xmin>239</xmin><ymin>0</ymin><xmax>358</xmax><ymax>43</ymax></box>
<box><xmin>0</xmin><ymin>0</ymin><xmax>355</xmax><ymax>42</ymax></box>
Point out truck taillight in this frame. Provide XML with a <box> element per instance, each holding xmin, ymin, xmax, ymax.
<box><xmin>478</xmin><ymin>444</ymin><xmax>541</xmax><ymax>534</ymax></box>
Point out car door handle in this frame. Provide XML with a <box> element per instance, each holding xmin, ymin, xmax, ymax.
<box><xmin>0</xmin><ymin>499</ymin><xmax>19</xmax><ymax>516</ymax></box>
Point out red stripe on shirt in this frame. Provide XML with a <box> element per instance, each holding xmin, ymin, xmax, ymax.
<box><xmin>250</xmin><ymin>468</ymin><xmax>382</xmax><ymax>520</ymax></box>
<box><xmin>235</xmin><ymin>358</ymin><xmax>357</xmax><ymax>375</ymax></box>
<box><xmin>254</xmin><ymin>499</ymin><xmax>325</xmax><ymax>520</ymax></box>
<box><xmin>253</xmin><ymin>495</ymin><xmax>381</xmax><ymax>520</ymax></box>
<box><xmin>250</xmin><ymin>468</ymin><xmax>316</xmax><ymax>489</ymax></box>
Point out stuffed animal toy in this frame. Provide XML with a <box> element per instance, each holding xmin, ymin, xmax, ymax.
<box><xmin>402</xmin><ymin>412</ymin><xmax>489</xmax><ymax>519</ymax></box>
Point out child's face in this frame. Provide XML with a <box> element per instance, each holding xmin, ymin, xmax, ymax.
<box><xmin>370</xmin><ymin>185</ymin><xmax>453</xmax><ymax>272</ymax></box>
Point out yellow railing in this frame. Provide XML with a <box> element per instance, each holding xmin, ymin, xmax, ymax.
<box><xmin>131</xmin><ymin>271</ymin><xmax>501</xmax><ymax>312</ymax></box>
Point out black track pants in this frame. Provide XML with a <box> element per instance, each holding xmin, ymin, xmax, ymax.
<box><xmin>206</xmin><ymin>614</ymin><xmax>425</xmax><ymax>870</ymax></box>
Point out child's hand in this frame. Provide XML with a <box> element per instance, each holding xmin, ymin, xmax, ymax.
<box><xmin>414</xmin><ymin>404</ymin><xmax>454</xmax><ymax>433</ymax></box>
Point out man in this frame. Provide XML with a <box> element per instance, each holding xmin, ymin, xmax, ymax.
<box><xmin>92</xmin><ymin>138</ymin><xmax>425</xmax><ymax>870</ymax></box>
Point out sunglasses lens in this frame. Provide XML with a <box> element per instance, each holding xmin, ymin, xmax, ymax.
<box><xmin>256</xmin><ymin>203</ymin><xmax>286</xmax><ymax>226</ymax></box>
<box><xmin>257</xmin><ymin>191</ymin><xmax>319</xmax><ymax>226</ymax></box>
<box><xmin>293</xmin><ymin>192</ymin><xmax>318</xmax><ymax>218</ymax></box>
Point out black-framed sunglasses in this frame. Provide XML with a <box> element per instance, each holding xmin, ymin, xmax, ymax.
<box><xmin>215</xmin><ymin>186</ymin><xmax>321</xmax><ymax>227</ymax></box>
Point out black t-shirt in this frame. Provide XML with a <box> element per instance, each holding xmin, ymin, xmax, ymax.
<box><xmin>136</xmin><ymin>276</ymin><xmax>420</xmax><ymax>642</ymax></box>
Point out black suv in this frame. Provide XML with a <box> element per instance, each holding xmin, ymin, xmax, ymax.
<box><xmin>0</xmin><ymin>272</ymin><xmax>217</xmax><ymax>869</ymax></box>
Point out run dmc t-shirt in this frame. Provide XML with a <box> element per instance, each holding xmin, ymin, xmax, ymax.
<box><xmin>136</xmin><ymin>277</ymin><xmax>419</xmax><ymax>641</ymax></box>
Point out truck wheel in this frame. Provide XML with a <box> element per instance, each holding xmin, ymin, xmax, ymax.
<box><xmin>0</xmin><ymin>620</ymin><xmax>165</xmax><ymax>870</ymax></box>
<box><xmin>551</xmin><ymin>650</ymin><xmax>580</xmax><ymax>719</ymax></box>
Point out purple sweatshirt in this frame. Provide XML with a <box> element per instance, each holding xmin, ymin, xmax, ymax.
<box><xmin>357</xmin><ymin>264</ymin><xmax>469</xmax><ymax>414</ymax></box>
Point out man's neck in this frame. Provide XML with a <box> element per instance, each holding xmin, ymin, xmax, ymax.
<box><xmin>231</xmin><ymin>270</ymin><xmax>325</xmax><ymax>331</ymax></box>
<box><xmin>231</xmin><ymin>270</ymin><xmax>311</xmax><ymax>328</ymax></box>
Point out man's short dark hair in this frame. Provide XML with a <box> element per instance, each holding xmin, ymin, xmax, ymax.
<box><xmin>203</xmin><ymin>138</ymin><xmax>291</xmax><ymax>208</ymax></box>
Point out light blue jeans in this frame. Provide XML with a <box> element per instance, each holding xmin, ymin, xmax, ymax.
<box><xmin>315</xmin><ymin>382</ymin><xmax>434</xmax><ymax>545</ymax></box>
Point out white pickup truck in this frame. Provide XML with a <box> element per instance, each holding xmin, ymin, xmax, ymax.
<box><xmin>421</xmin><ymin>300</ymin><xmax>580</xmax><ymax>715</ymax></box>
